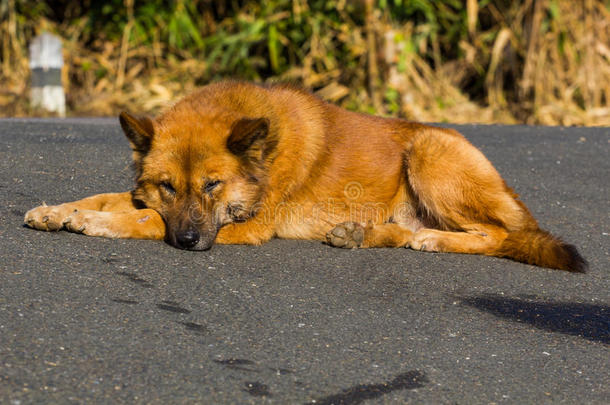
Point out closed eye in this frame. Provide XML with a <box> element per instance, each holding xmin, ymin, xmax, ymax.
<box><xmin>160</xmin><ymin>181</ymin><xmax>176</xmax><ymax>195</ymax></box>
<box><xmin>204</xmin><ymin>180</ymin><xmax>222</xmax><ymax>194</ymax></box>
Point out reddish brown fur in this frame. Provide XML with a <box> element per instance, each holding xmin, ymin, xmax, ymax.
<box><xmin>25</xmin><ymin>81</ymin><xmax>587</xmax><ymax>272</ymax></box>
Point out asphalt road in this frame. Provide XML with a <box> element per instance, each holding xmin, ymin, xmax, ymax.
<box><xmin>0</xmin><ymin>118</ymin><xmax>608</xmax><ymax>404</ymax></box>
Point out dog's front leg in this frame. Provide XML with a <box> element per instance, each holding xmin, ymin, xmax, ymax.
<box><xmin>215</xmin><ymin>220</ymin><xmax>275</xmax><ymax>245</ymax></box>
<box><xmin>61</xmin><ymin>208</ymin><xmax>165</xmax><ymax>239</ymax></box>
<box><xmin>24</xmin><ymin>192</ymin><xmax>166</xmax><ymax>240</ymax></box>
<box><xmin>25</xmin><ymin>192</ymin><xmax>137</xmax><ymax>231</ymax></box>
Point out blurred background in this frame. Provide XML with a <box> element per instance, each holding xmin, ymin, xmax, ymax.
<box><xmin>1</xmin><ymin>0</ymin><xmax>609</xmax><ymax>125</ymax></box>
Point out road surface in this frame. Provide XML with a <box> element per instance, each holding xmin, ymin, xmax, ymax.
<box><xmin>0</xmin><ymin>118</ymin><xmax>608</xmax><ymax>403</ymax></box>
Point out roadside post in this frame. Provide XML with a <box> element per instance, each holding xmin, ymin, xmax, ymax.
<box><xmin>29</xmin><ymin>32</ymin><xmax>66</xmax><ymax>117</ymax></box>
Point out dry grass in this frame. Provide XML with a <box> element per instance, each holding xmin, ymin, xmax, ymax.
<box><xmin>1</xmin><ymin>0</ymin><xmax>609</xmax><ymax>126</ymax></box>
<box><xmin>379</xmin><ymin>0</ymin><xmax>610</xmax><ymax>125</ymax></box>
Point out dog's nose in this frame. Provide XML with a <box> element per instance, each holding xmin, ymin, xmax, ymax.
<box><xmin>175</xmin><ymin>229</ymin><xmax>200</xmax><ymax>249</ymax></box>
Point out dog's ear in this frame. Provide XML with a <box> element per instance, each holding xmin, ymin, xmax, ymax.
<box><xmin>227</xmin><ymin>118</ymin><xmax>272</xmax><ymax>158</ymax></box>
<box><xmin>119</xmin><ymin>111</ymin><xmax>154</xmax><ymax>153</ymax></box>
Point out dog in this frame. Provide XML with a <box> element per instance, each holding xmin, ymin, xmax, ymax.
<box><xmin>24</xmin><ymin>81</ymin><xmax>587</xmax><ymax>272</ymax></box>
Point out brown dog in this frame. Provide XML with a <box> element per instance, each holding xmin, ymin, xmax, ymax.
<box><xmin>24</xmin><ymin>81</ymin><xmax>587</xmax><ymax>272</ymax></box>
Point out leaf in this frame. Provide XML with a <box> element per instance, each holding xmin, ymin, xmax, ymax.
<box><xmin>268</xmin><ymin>24</ymin><xmax>280</xmax><ymax>72</ymax></box>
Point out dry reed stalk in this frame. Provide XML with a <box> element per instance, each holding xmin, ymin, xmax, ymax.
<box><xmin>467</xmin><ymin>0</ymin><xmax>478</xmax><ymax>37</ymax></box>
<box><xmin>116</xmin><ymin>0</ymin><xmax>135</xmax><ymax>90</ymax></box>
<box><xmin>365</xmin><ymin>0</ymin><xmax>382</xmax><ymax>112</ymax></box>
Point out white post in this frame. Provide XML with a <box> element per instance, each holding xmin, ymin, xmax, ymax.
<box><xmin>29</xmin><ymin>32</ymin><xmax>66</xmax><ymax>117</ymax></box>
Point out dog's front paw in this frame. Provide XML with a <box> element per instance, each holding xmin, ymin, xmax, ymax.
<box><xmin>63</xmin><ymin>210</ymin><xmax>119</xmax><ymax>238</ymax></box>
<box><xmin>326</xmin><ymin>222</ymin><xmax>365</xmax><ymax>248</ymax></box>
<box><xmin>24</xmin><ymin>204</ymin><xmax>74</xmax><ymax>231</ymax></box>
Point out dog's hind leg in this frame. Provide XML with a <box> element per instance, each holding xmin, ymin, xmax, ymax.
<box><xmin>409</xmin><ymin>224</ymin><xmax>508</xmax><ymax>254</ymax></box>
<box><xmin>403</xmin><ymin>127</ymin><xmax>531</xmax><ymax>255</ymax></box>
<box><xmin>401</xmin><ymin>127</ymin><xmax>586</xmax><ymax>272</ymax></box>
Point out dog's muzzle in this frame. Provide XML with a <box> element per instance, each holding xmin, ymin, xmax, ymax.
<box><xmin>175</xmin><ymin>229</ymin><xmax>200</xmax><ymax>249</ymax></box>
<box><xmin>171</xmin><ymin>227</ymin><xmax>216</xmax><ymax>251</ymax></box>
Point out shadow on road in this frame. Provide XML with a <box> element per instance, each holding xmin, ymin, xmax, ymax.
<box><xmin>307</xmin><ymin>370</ymin><xmax>428</xmax><ymax>405</ymax></box>
<box><xmin>459</xmin><ymin>294</ymin><xmax>609</xmax><ymax>345</ymax></box>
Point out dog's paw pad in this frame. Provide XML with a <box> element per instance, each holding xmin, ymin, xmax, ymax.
<box><xmin>326</xmin><ymin>222</ymin><xmax>365</xmax><ymax>248</ymax></box>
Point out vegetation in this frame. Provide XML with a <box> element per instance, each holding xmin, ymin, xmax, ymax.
<box><xmin>1</xmin><ymin>0</ymin><xmax>609</xmax><ymax>125</ymax></box>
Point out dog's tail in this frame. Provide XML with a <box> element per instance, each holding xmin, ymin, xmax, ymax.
<box><xmin>495</xmin><ymin>228</ymin><xmax>587</xmax><ymax>272</ymax></box>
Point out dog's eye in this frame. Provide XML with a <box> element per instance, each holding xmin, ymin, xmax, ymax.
<box><xmin>160</xmin><ymin>181</ymin><xmax>176</xmax><ymax>195</ymax></box>
<box><xmin>204</xmin><ymin>180</ymin><xmax>222</xmax><ymax>194</ymax></box>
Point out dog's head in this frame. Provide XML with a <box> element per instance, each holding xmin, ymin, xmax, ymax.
<box><xmin>119</xmin><ymin>108</ymin><xmax>276</xmax><ymax>250</ymax></box>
